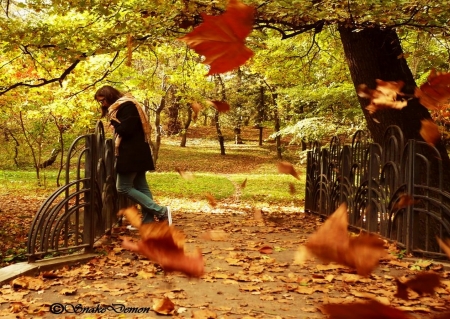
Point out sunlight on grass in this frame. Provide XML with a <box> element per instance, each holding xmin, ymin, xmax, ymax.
<box><xmin>147</xmin><ymin>172</ymin><xmax>235</xmax><ymax>200</ymax></box>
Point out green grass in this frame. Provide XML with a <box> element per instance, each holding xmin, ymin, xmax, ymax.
<box><xmin>147</xmin><ymin>172</ymin><xmax>235</xmax><ymax>200</ymax></box>
<box><xmin>0</xmin><ymin>128</ymin><xmax>306</xmax><ymax>205</ymax></box>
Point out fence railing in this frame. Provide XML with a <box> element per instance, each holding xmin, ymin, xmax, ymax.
<box><xmin>305</xmin><ymin>125</ymin><xmax>450</xmax><ymax>259</ymax></box>
<box><xmin>27</xmin><ymin>121</ymin><xmax>125</xmax><ymax>262</ymax></box>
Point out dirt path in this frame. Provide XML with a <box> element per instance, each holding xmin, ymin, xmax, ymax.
<box><xmin>1</xmin><ymin>202</ymin><xmax>450</xmax><ymax>318</ymax></box>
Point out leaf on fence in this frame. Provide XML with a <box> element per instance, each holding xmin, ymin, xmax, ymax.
<box><xmin>415</xmin><ymin>69</ymin><xmax>450</xmax><ymax>110</ymax></box>
<box><xmin>357</xmin><ymin>79</ymin><xmax>407</xmax><ymax>114</ymax></box>
<box><xmin>178</xmin><ymin>0</ymin><xmax>255</xmax><ymax>75</ymax></box>
<box><xmin>394</xmin><ymin>272</ymin><xmax>441</xmax><ymax>300</ymax></box>
<box><xmin>277</xmin><ymin>161</ymin><xmax>300</xmax><ymax>180</ymax></box>
<box><xmin>322</xmin><ymin>300</ymin><xmax>413</xmax><ymax>319</ymax></box>
<box><xmin>122</xmin><ymin>223</ymin><xmax>204</xmax><ymax>278</ymax></box>
<box><xmin>420</xmin><ymin>119</ymin><xmax>440</xmax><ymax>146</ymax></box>
<box><xmin>305</xmin><ymin>203</ymin><xmax>386</xmax><ymax>276</ymax></box>
<box><xmin>436</xmin><ymin>237</ymin><xmax>450</xmax><ymax>259</ymax></box>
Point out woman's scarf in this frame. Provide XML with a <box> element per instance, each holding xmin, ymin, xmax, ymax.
<box><xmin>108</xmin><ymin>94</ymin><xmax>152</xmax><ymax>156</ymax></box>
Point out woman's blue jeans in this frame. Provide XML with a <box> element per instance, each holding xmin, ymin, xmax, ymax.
<box><xmin>116</xmin><ymin>171</ymin><xmax>164</xmax><ymax>223</ymax></box>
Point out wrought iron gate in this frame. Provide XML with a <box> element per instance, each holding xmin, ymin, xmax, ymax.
<box><xmin>27</xmin><ymin>121</ymin><xmax>123</xmax><ymax>262</ymax></box>
<box><xmin>305</xmin><ymin>125</ymin><xmax>450</xmax><ymax>258</ymax></box>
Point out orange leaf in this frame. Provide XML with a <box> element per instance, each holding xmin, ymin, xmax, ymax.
<box><xmin>152</xmin><ymin>297</ymin><xmax>175</xmax><ymax>315</ymax></box>
<box><xmin>258</xmin><ymin>245</ymin><xmax>273</xmax><ymax>254</ymax></box>
<box><xmin>357</xmin><ymin>79</ymin><xmax>407</xmax><ymax>114</ymax></box>
<box><xmin>241</xmin><ymin>178</ymin><xmax>247</xmax><ymax>189</ymax></box>
<box><xmin>200</xmin><ymin>229</ymin><xmax>229</xmax><ymax>241</ymax></box>
<box><xmin>416</xmin><ymin>69</ymin><xmax>450</xmax><ymax>110</ymax></box>
<box><xmin>394</xmin><ymin>272</ymin><xmax>441</xmax><ymax>300</ymax></box>
<box><xmin>178</xmin><ymin>0</ymin><xmax>255</xmax><ymax>75</ymax></box>
<box><xmin>277</xmin><ymin>161</ymin><xmax>300</xmax><ymax>180</ymax></box>
<box><xmin>305</xmin><ymin>203</ymin><xmax>386</xmax><ymax>276</ymax></box>
<box><xmin>420</xmin><ymin>119</ymin><xmax>440</xmax><ymax>145</ymax></box>
<box><xmin>436</xmin><ymin>237</ymin><xmax>450</xmax><ymax>259</ymax></box>
<box><xmin>253</xmin><ymin>208</ymin><xmax>263</xmax><ymax>221</ymax></box>
<box><xmin>207</xmin><ymin>100</ymin><xmax>230</xmax><ymax>112</ymax></box>
<box><xmin>175</xmin><ymin>167</ymin><xmax>195</xmax><ymax>180</ymax></box>
<box><xmin>289</xmin><ymin>182</ymin><xmax>296</xmax><ymax>195</ymax></box>
<box><xmin>205</xmin><ymin>193</ymin><xmax>217</xmax><ymax>207</ymax></box>
<box><xmin>392</xmin><ymin>194</ymin><xmax>418</xmax><ymax>211</ymax></box>
<box><xmin>122</xmin><ymin>223</ymin><xmax>204</xmax><ymax>278</ymax></box>
<box><xmin>322</xmin><ymin>300</ymin><xmax>413</xmax><ymax>319</ymax></box>
<box><xmin>191</xmin><ymin>102</ymin><xmax>202</xmax><ymax>121</ymax></box>
<box><xmin>118</xmin><ymin>205</ymin><xmax>142</xmax><ymax>228</ymax></box>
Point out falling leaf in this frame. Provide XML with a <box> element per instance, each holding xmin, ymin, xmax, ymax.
<box><xmin>118</xmin><ymin>205</ymin><xmax>142</xmax><ymax>228</ymax></box>
<box><xmin>395</xmin><ymin>272</ymin><xmax>441</xmax><ymax>300</ymax></box>
<box><xmin>207</xmin><ymin>100</ymin><xmax>231</xmax><ymax>112</ymax></box>
<box><xmin>205</xmin><ymin>193</ymin><xmax>217</xmax><ymax>207</ymax></box>
<box><xmin>420</xmin><ymin>119</ymin><xmax>440</xmax><ymax>145</ymax></box>
<box><xmin>437</xmin><ymin>237</ymin><xmax>450</xmax><ymax>258</ymax></box>
<box><xmin>152</xmin><ymin>297</ymin><xmax>175</xmax><ymax>315</ymax></box>
<box><xmin>289</xmin><ymin>182</ymin><xmax>296</xmax><ymax>195</ymax></box>
<box><xmin>121</xmin><ymin>222</ymin><xmax>204</xmax><ymax>278</ymax></box>
<box><xmin>258</xmin><ymin>245</ymin><xmax>273</xmax><ymax>254</ymax></box>
<box><xmin>392</xmin><ymin>194</ymin><xmax>417</xmax><ymax>211</ymax></box>
<box><xmin>175</xmin><ymin>167</ymin><xmax>195</xmax><ymax>180</ymax></box>
<box><xmin>200</xmin><ymin>229</ymin><xmax>229</xmax><ymax>241</ymax></box>
<box><xmin>293</xmin><ymin>246</ymin><xmax>314</xmax><ymax>264</ymax></box>
<box><xmin>357</xmin><ymin>79</ymin><xmax>407</xmax><ymax>114</ymax></box>
<box><xmin>191</xmin><ymin>102</ymin><xmax>202</xmax><ymax>121</ymax></box>
<box><xmin>322</xmin><ymin>300</ymin><xmax>413</xmax><ymax>319</ymax></box>
<box><xmin>415</xmin><ymin>69</ymin><xmax>450</xmax><ymax>110</ymax></box>
<box><xmin>277</xmin><ymin>161</ymin><xmax>300</xmax><ymax>180</ymax></box>
<box><xmin>305</xmin><ymin>203</ymin><xmax>386</xmax><ymax>276</ymax></box>
<box><xmin>253</xmin><ymin>208</ymin><xmax>263</xmax><ymax>221</ymax></box>
<box><xmin>178</xmin><ymin>0</ymin><xmax>255</xmax><ymax>75</ymax></box>
<box><xmin>241</xmin><ymin>178</ymin><xmax>247</xmax><ymax>189</ymax></box>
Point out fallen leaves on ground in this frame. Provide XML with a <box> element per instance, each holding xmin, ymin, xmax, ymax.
<box><xmin>178</xmin><ymin>0</ymin><xmax>254</xmax><ymax>75</ymax></box>
<box><xmin>322</xmin><ymin>299</ymin><xmax>413</xmax><ymax>319</ymax></box>
<box><xmin>395</xmin><ymin>272</ymin><xmax>441</xmax><ymax>300</ymax></box>
<box><xmin>152</xmin><ymin>297</ymin><xmax>175</xmax><ymax>315</ymax></box>
<box><xmin>303</xmin><ymin>203</ymin><xmax>386</xmax><ymax>276</ymax></box>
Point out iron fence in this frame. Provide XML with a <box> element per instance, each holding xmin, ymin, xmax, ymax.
<box><xmin>305</xmin><ymin>125</ymin><xmax>450</xmax><ymax>259</ymax></box>
<box><xmin>27</xmin><ymin>121</ymin><xmax>125</xmax><ymax>262</ymax></box>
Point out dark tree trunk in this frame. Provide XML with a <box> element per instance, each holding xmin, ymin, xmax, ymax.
<box><xmin>214</xmin><ymin>110</ymin><xmax>226</xmax><ymax>155</ymax></box>
<box><xmin>180</xmin><ymin>106</ymin><xmax>192</xmax><ymax>147</ymax></box>
<box><xmin>272</xmin><ymin>93</ymin><xmax>282</xmax><ymax>159</ymax></box>
<box><xmin>234</xmin><ymin>126</ymin><xmax>243</xmax><ymax>144</ymax></box>
<box><xmin>338</xmin><ymin>25</ymin><xmax>450</xmax><ymax>189</ymax></box>
<box><xmin>258</xmin><ymin>85</ymin><xmax>265</xmax><ymax>146</ymax></box>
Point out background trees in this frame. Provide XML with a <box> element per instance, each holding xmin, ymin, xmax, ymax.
<box><xmin>0</xmin><ymin>0</ymin><xmax>449</xmax><ymax>185</ymax></box>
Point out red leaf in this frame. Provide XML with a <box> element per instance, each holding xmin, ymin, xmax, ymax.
<box><xmin>322</xmin><ymin>300</ymin><xmax>413</xmax><ymax>319</ymax></box>
<box><xmin>122</xmin><ymin>223</ymin><xmax>204</xmax><ymax>278</ymax></box>
<box><xmin>178</xmin><ymin>0</ymin><xmax>255</xmax><ymax>75</ymax></box>
<box><xmin>258</xmin><ymin>245</ymin><xmax>273</xmax><ymax>254</ymax></box>
<box><xmin>395</xmin><ymin>272</ymin><xmax>441</xmax><ymax>300</ymax></box>
<box><xmin>416</xmin><ymin>69</ymin><xmax>450</xmax><ymax>110</ymax></box>
<box><xmin>207</xmin><ymin>100</ymin><xmax>230</xmax><ymax>112</ymax></box>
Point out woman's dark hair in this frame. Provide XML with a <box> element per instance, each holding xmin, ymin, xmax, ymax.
<box><xmin>94</xmin><ymin>85</ymin><xmax>124</xmax><ymax>117</ymax></box>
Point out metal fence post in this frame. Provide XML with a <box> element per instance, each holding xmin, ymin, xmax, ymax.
<box><xmin>405</xmin><ymin>139</ymin><xmax>416</xmax><ymax>254</ymax></box>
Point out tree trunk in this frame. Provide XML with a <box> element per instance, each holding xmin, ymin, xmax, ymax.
<box><xmin>214</xmin><ymin>110</ymin><xmax>226</xmax><ymax>155</ymax></box>
<box><xmin>338</xmin><ymin>25</ymin><xmax>450</xmax><ymax>189</ymax></box>
<box><xmin>234</xmin><ymin>126</ymin><xmax>243</xmax><ymax>144</ymax></box>
<box><xmin>272</xmin><ymin>93</ymin><xmax>282</xmax><ymax>159</ymax></box>
<box><xmin>180</xmin><ymin>106</ymin><xmax>192</xmax><ymax>147</ymax></box>
<box><xmin>258</xmin><ymin>85</ymin><xmax>265</xmax><ymax>146</ymax></box>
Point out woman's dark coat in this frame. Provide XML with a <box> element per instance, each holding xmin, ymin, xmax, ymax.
<box><xmin>110</xmin><ymin>101</ymin><xmax>155</xmax><ymax>173</ymax></box>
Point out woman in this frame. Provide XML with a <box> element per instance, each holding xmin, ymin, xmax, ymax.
<box><xmin>95</xmin><ymin>85</ymin><xmax>171</xmax><ymax>225</ymax></box>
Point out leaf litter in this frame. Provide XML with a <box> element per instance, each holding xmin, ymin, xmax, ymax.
<box><xmin>2</xmin><ymin>199</ymin><xmax>450</xmax><ymax>318</ymax></box>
